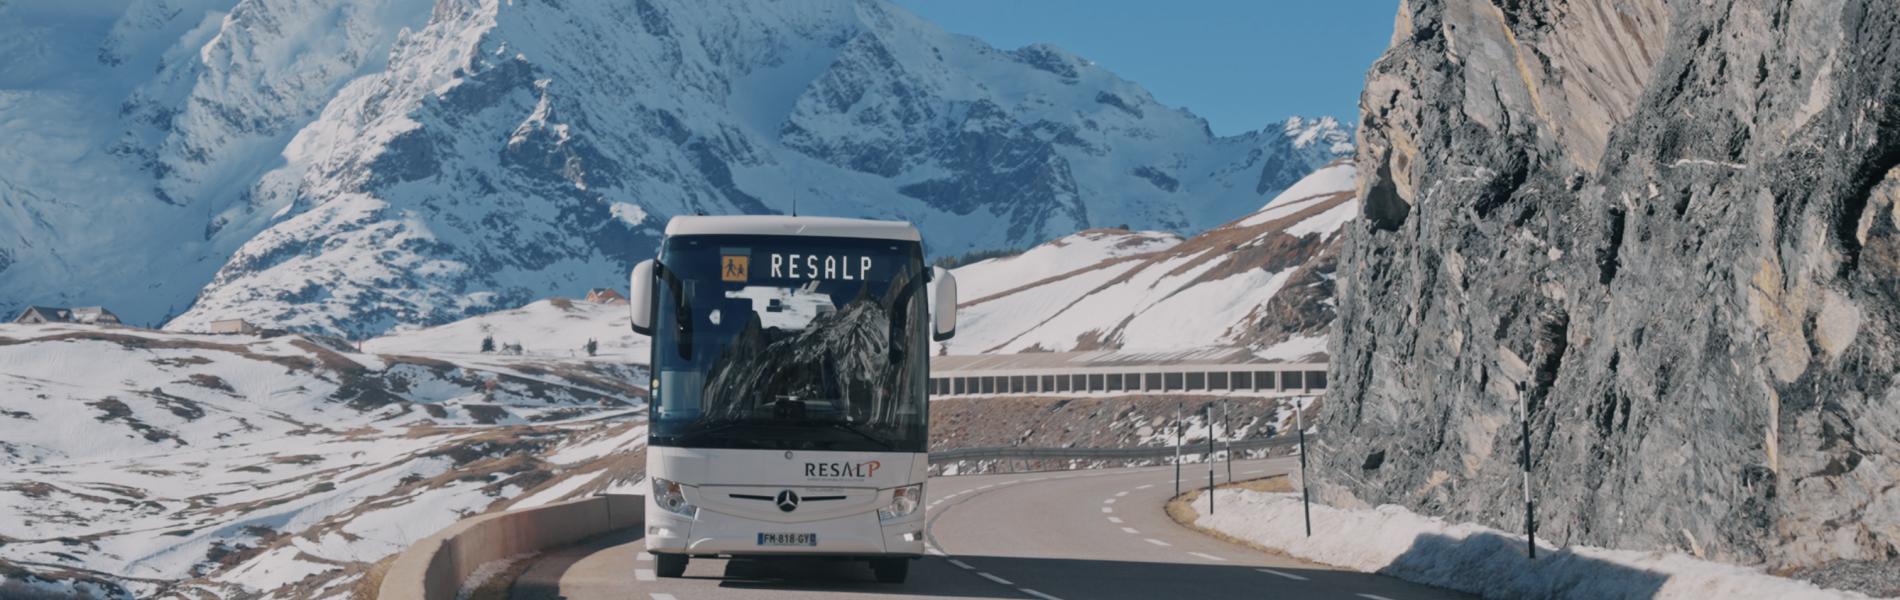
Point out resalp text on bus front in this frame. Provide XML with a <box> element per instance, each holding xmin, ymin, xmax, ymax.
<box><xmin>627</xmin><ymin>215</ymin><xmax>957</xmax><ymax>584</ymax></box>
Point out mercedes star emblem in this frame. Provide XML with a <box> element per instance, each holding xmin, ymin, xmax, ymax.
<box><xmin>775</xmin><ymin>490</ymin><xmax>800</xmax><ymax>512</ymax></box>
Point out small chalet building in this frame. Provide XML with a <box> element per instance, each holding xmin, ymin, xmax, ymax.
<box><xmin>585</xmin><ymin>288</ymin><xmax>629</xmax><ymax>305</ymax></box>
<box><xmin>210</xmin><ymin>319</ymin><xmax>259</xmax><ymax>335</ymax></box>
<box><xmin>13</xmin><ymin>306</ymin><xmax>72</xmax><ymax>324</ymax></box>
<box><xmin>12</xmin><ymin>306</ymin><xmax>122</xmax><ymax>326</ymax></box>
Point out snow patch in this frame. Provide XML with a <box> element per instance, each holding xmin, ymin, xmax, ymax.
<box><xmin>1195</xmin><ymin>491</ymin><xmax>1875</xmax><ymax>600</ymax></box>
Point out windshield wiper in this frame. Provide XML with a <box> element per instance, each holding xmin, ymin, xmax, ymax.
<box><xmin>804</xmin><ymin>420</ymin><xmax>897</xmax><ymax>451</ymax></box>
<box><xmin>672</xmin><ymin>419</ymin><xmax>753</xmax><ymax>441</ymax></box>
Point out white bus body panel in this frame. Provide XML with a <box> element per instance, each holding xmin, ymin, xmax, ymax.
<box><xmin>645</xmin><ymin>446</ymin><xmax>928</xmax><ymax>557</ymax></box>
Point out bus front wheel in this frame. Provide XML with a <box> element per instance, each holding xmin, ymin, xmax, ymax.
<box><xmin>870</xmin><ymin>557</ymin><xmax>909</xmax><ymax>583</ymax></box>
<box><xmin>656</xmin><ymin>553</ymin><xmax>687</xmax><ymax>578</ymax></box>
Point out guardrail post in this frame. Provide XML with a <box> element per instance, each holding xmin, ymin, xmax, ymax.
<box><xmin>1223</xmin><ymin>399</ymin><xmax>1232</xmax><ymax>482</ymax></box>
<box><xmin>1520</xmin><ymin>381</ymin><xmax>1535</xmax><ymax>559</ymax></box>
<box><xmin>1174</xmin><ymin>402</ymin><xmax>1183</xmax><ymax>497</ymax></box>
<box><xmin>1297</xmin><ymin>398</ymin><xmax>1310</xmax><ymax>537</ymax></box>
<box><xmin>1206</xmin><ymin>404</ymin><xmax>1215</xmax><ymax>514</ymax></box>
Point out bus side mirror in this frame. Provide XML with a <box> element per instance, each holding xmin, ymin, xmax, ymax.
<box><xmin>931</xmin><ymin>267</ymin><xmax>957</xmax><ymax>342</ymax></box>
<box><xmin>629</xmin><ymin>259</ymin><xmax>654</xmax><ymax>336</ymax></box>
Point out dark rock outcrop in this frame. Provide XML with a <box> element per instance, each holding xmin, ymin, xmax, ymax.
<box><xmin>1321</xmin><ymin>0</ymin><xmax>1900</xmax><ymax>584</ymax></box>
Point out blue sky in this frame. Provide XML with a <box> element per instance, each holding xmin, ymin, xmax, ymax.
<box><xmin>892</xmin><ymin>0</ymin><xmax>1399</xmax><ymax>136</ymax></box>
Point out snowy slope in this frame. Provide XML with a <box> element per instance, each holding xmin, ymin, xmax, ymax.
<box><xmin>0</xmin><ymin>0</ymin><xmax>1349</xmax><ymax>336</ymax></box>
<box><xmin>0</xmin><ymin>323</ymin><xmax>648</xmax><ymax>599</ymax></box>
<box><xmin>953</xmin><ymin>229</ymin><xmax>1182</xmax><ymax>302</ymax></box>
<box><xmin>363</xmin><ymin>297</ymin><xmax>648</xmax><ymax>360</ymax></box>
<box><xmin>944</xmin><ymin>161</ymin><xmax>1357</xmax><ymax>357</ymax></box>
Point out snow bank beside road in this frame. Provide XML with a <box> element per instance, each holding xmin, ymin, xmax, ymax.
<box><xmin>1193</xmin><ymin>490</ymin><xmax>1878</xmax><ymax>600</ymax></box>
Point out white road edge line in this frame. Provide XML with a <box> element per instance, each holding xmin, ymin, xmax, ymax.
<box><xmin>1120</xmin><ymin>527</ymin><xmax>1140</xmax><ymax>534</ymax></box>
<box><xmin>1143</xmin><ymin>538</ymin><xmax>1170</xmax><ymax>547</ymax></box>
<box><xmin>949</xmin><ymin>559</ymin><xmax>975</xmax><ymax>570</ymax></box>
<box><xmin>1257</xmin><ymin>568</ymin><xmax>1309</xmax><ymax>581</ymax></box>
<box><xmin>978</xmin><ymin>572</ymin><xmax>1014</xmax><ymax>585</ymax></box>
<box><xmin>635</xmin><ymin>569</ymin><xmax>656</xmax><ymax>581</ymax></box>
<box><xmin>650</xmin><ymin>594</ymin><xmax>678</xmax><ymax>600</ymax></box>
<box><xmin>926</xmin><ymin>547</ymin><xmax>946</xmax><ymax>556</ymax></box>
<box><xmin>1020</xmin><ymin>588</ymin><xmax>1064</xmax><ymax>600</ymax></box>
<box><xmin>1187</xmin><ymin>552</ymin><xmax>1227</xmax><ymax>561</ymax></box>
<box><xmin>1357</xmin><ymin>595</ymin><xmax>1398</xmax><ymax>600</ymax></box>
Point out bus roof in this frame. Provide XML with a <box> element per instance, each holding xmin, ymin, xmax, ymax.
<box><xmin>664</xmin><ymin>215</ymin><xmax>922</xmax><ymax>242</ymax></box>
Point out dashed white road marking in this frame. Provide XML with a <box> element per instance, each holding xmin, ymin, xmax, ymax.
<box><xmin>977</xmin><ymin>484</ymin><xmax>995</xmax><ymax>490</ymax></box>
<box><xmin>1107</xmin><ymin>516</ymin><xmax>1123</xmax><ymax>524</ymax></box>
<box><xmin>1257</xmin><ymin>568</ymin><xmax>1308</xmax><ymax>581</ymax></box>
<box><xmin>1101</xmin><ymin>507</ymin><xmax>1113</xmax><ymax>513</ymax></box>
<box><xmin>650</xmin><ymin>594</ymin><xmax>677</xmax><ymax>600</ymax></box>
<box><xmin>1120</xmin><ymin>527</ymin><xmax>1140</xmax><ymax>534</ymax></box>
<box><xmin>949</xmin><ymin>559</ymin><xmax>975</xmax><ymax>570</ymax></box>
<box><xmin>1357</xmin><ymin>594</ymin><xmax>1398</xmax><ymax>600</ymax></box>
<box><xmin>926</xmin><ymin>547</ymin><xmax>946</xmax><ymax>556</ymax></box>
<box><xmin>1143</xmin><ymin>538</ymin><xmax>1171</xmax><ymax>547</ymax></box>
<box><xmin>978</xmin><ymin>572</ymin><xmax>1015</xmax><ymax>585</ymax></box>
<box><xmin>1115</xmin><ymin>491</ymin><xmax>1129</xmax><ymax>497</ymax></box>
<box><xmin>1136</xmin><ymin>483</ymin><xmax>1154</xmax><ymax>490</ymax></box>
<box><xmin>1187</xmin><ymin>552</ymin><xmax>1227</xmax><ymax>561</ymax></box>
<box><xmin>1021</xmin><ymin>588</ymin><xmax>1064</xmax><ymax>600</ymax></box>
<box><xmin>634</xmin><ymin>569</ymin><xmax>656</xmax><ymax>581</ymax></box>
<box><xmin>1103</xmin><ymin>498</ymin><xmax>1116</xmax><ymax>505</ymax></box>
<box><xmin>636</xmin><ymin>552</ymin><xmax>653</xmax><ymax>562</ymax></box>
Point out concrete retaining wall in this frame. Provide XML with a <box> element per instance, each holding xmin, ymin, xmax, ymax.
<box><xmin>376</xmin><ymin>494</ymin><xmax>643</xmax><ymax>600</ymax></box>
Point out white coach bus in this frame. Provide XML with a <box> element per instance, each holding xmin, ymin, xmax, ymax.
<box><xmin>627</xmin><ymin>215</ymin><xmax>957</xmax><ymax>583</ymax></box>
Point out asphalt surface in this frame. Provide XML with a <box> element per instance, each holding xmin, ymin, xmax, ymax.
<box><xmin>510</xmin><ymin>458</ymin><xmax>1475</xmax><ymax>600</ymax></box>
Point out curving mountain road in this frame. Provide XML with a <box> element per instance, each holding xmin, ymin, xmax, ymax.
<box><xmin>510</xmin><ymin>458</ymin><xmax>1471</xmax><ymax>600</ymax></box>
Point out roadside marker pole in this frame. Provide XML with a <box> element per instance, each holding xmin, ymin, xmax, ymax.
<box><xmin>1297</xmin><ymin>398</ymin><xmax>1311</xmax><ymax>537</ymax></box>
<box><xmin>1206</xmin><ymin>404</ymin><xmax>1215</xmax><ymax>514</ymax></box>
<box><xmin>1520</xmin><ymin>381</ymin><xmax>1536</xmax><ymax>559</ymax></box>
<box><xmin>1224</xmin><ymin>400</ymin><xmax>1232</xmax><ymax>483</ymax></box>
<box><xmin>1174</xmin><ymin>403</ymin><xmax>1183</xmax><ymax>497</ymax></box>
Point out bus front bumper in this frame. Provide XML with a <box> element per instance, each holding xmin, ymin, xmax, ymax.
<box><xmin>646</xmin><ymin>501</ymin><xmax>925</xmax><ymax>558</ymax></box>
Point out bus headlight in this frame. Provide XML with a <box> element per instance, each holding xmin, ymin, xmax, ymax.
<box><xmin>652</xmin><ymin>477</ymin><xmax>698</xmax><ymax>518</ymax></box>
<box><xmin>878</xmin><ymin>484</ymin><xmax>922</xmax><ymax>521</ymax></box>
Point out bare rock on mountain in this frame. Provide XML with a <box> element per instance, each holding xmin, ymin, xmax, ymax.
<box><xmin>1321</xmin><ymin>0</ymin><xmax>1900</xmax><ymax>588</ymax></box>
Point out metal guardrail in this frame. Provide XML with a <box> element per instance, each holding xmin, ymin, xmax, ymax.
<box><xmin>928</xmin><ymin>434</ymin><xmax>1301</xmax><ymax>464</ymax></box>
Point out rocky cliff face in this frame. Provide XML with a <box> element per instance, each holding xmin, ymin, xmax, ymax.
<box><xmin>1322</xmin><ymin>0</ymin><xmax>1900</xmax><ymax>579</ymax></box>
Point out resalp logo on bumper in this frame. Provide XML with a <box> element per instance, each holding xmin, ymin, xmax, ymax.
<box><xmin>805</xmin><ymin>460</ymin><xmax>880</xmax><ymax>480</ymax></box>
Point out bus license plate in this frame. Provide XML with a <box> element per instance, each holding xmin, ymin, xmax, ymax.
<box><xmin>757</xmin><ymin>533</ymin><xmax>817</xmax><ymax>546</ymax></box>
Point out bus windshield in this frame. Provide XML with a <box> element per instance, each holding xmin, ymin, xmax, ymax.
<box><xmin>648</xmin><ymin>234</ymin><xmax>928</xmax><ymax>452</ymax></box>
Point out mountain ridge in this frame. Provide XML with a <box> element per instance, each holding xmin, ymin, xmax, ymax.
<box><xmin>0</xmin><ymin>0</ymin><xmax>1351</xmax><ymax>338</ymax></box>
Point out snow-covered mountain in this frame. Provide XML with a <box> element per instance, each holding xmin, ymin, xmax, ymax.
<box><xmin>0</xmin><ymin>322</ymin><xmax>647</xmax><ymax>598</ymax></box>
<box><xmin>943</xmin><ymin>160</ymin><xmax>1357</xmax><ymax>358</ymax></box>
<box><xmin>0</xmin><ymin>0</ymin><xmax>1351</xmax><ymax>338</ymax></box>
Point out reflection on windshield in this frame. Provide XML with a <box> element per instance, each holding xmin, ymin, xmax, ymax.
<box><xmin>649</xmin><ymin>235</ymin><xmax>928</xmax><ymax>452</ymax></box>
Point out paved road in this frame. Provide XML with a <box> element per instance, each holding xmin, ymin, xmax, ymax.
<box><xmin>511</xmin><ymin>458</ymin><xmax>1473</xmax><ymax>600</ymax></box>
